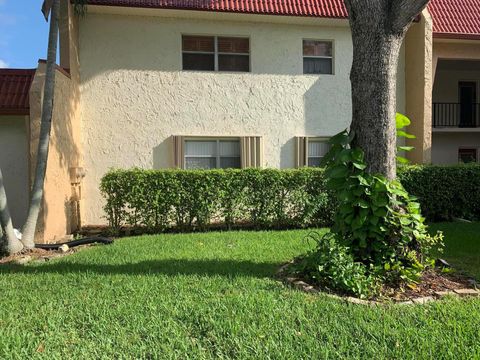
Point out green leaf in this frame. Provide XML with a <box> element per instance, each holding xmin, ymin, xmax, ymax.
<box><xmin>396</xmin><ymin>113</ymin><xmax>411</xmax><ymax>129</ymax></box>
<box><xmin>397</xmin><ymin>156</ymin><xmax>410</xmax><ymax>164</ymax></box>
<box><xmin>398</xmin><ymin>146</ymin><xmax>415</xmax><ymax>152</ymax></box>
<box><xmin>397</xmin><ymin>130</ymin><xmax>416</xmax><ymax>139</ymax></box>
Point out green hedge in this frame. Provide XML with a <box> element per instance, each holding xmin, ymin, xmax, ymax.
<box><xmin>100</xmin><ymin>168</ymin><xmax>336</xmax><ymax>232</ymax></box>
<box><xmin>100</xmin><ymin>165</ymin><xmax>480</xmax><ymax>232</ymax></box>
<box><xmin>398</xmin><ymin>165</ymin><xmax>480</xmax><ymax>222</ymax></box>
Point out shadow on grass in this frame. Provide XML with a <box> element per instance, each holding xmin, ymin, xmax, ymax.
<box><xmin>0</xmin><ymin>259</ymin><xmax>282</xmax><ymax>278</ymax></box>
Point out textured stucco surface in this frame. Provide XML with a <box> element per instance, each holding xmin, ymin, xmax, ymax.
<box><xmin>29</xmin><ymin>61</ymin><xmax>82</xmax><ymax>243</ymax></box>
<box><xmin>0</xmin><ymin>116</ymin><xmax>29</xmax><ymax>228</ymax></box>
<box><xmin>79</xmin><ymin>12</ymin><xmax>406</xmax><ymax>224</ymax></box>
<box><xmin>405</xmin><ymin>10</ymin><xmax>433</xmax><ymax>164</ymax></box>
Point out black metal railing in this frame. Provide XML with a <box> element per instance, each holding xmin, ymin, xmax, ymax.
<box><xmin>433</xmin><ymin>103</ymin><xmax>480</xmax><ymax>128</ymax></box>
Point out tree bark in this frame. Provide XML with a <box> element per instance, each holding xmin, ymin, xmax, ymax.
<box><xmin>21</xmin><ymin>0</ymin><xmax>60</xmax><ymax>248</ymax></box>
<box><xmin>344</xmin><ymin>0</ymin><xmax>430</xmax><ymax>180</ymax></box>
<box><xmin>0</xmin><ymin>167</ymin><xmax>24</xmax><ymax>254</ymax></box>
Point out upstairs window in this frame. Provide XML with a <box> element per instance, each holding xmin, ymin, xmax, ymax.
<box><xmin>307</xmin><ymin>139</ymin><xmax>330</xmax><ymax>167</ymax></box>
<box><xmin>184</xmin><ymin>139</ymin><xmax>241</xmax><ymax>170</ymax></box>
<box><xmin>303</xmin><ymin>40</ymin><xmax>333</xmax><ymax>75</ymax></box>
<box><xmin>182</xmin><ymin>35</ymin><xmax>250</xmax><ymax>72</ymax></box>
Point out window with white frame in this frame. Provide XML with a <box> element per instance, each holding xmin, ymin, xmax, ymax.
<box><xmin>308</xmin><ymin>139</ymin><xmax>330</xmax><ymax>167</ymax></box>
<box><xmin>458</xmin><ymin>148</ymin><xmax>478</xmax><ymax>164</ymax></box>
<box><xmin>303</xmin><ymin>40</ymin><xmax>333</xmax><ymax>75</ymax></box>
<box><xmin>182</xmin><ymin>35</ymin><xmax>250</xmax><ymax>72</ymax></box>
<box><xmin>184</xmin><ymin>139</ymin><xmax>241</xmax><ymax>169</ymax></box>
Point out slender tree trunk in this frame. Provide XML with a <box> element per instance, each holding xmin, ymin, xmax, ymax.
<box><xmin>344</xmin><ymin>0</ymin><xmax>430</xmax><ymax>180</ymax></box>
<box><xmin>21</xmin><ymin>0</ymin><xmax>60</xmax><ymax>248</ymax></box>
<box><xmin>0</xmin><ymin>168</ymin><xmax>24</xmax><ymax>254</ymax></box>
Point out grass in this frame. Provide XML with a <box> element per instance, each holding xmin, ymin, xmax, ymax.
<box><xmin>0</xmin><ymin>223</ymin><xmax>479</xmax><ymax>359</ymax></box>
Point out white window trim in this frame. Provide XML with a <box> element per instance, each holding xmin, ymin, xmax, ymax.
<box><xmin>302</xmin><ymin>39</ymin><xmax>335</xmax><ymax>75</ymax></box>
<box><xmin>184</xmin><ymin>138</ymin><xmax>241</xmax><ymax>170</ymax></box>
<box><xmin>182</xmin><ymin>35</ymin><xmax>250</xmax><ymax>72</ymax></box>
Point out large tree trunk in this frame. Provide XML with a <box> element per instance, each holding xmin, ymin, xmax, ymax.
<box><xmin>344</xmin><ymin>0</ymin><xmax>430</xmax><ymax>180</ymax></box>
<box><xmin>0</xmin><ymin>167</ymin><xmax>24</xmax><ymax>254</ymax></box>
<box><xmin>21</xmin><ymin>0</ymin><xmax>60</xmax><ymax>248</ymax></box>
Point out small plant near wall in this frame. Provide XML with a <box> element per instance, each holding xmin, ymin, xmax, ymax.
<box><xmin>292</xmin><ymin>116</ymin><xmax>444</xmax><ymax>299</ymax></box>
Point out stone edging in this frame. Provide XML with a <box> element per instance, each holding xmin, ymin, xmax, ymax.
<box><xmin>277</xmin><ymin>263</ymin><xmax>480</xmax><ymax>306</ymax></box>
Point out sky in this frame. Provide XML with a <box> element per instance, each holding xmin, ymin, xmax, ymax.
<box><xmin>0</xmin><ymin>0</ymin><xmax>49</xmax><ymax>69</ymax></box>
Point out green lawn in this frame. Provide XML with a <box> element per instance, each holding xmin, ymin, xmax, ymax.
<box><xmin>0</xmin><ymin>223</ymin><xmax>479</xmax><ymax>359</ymax></box>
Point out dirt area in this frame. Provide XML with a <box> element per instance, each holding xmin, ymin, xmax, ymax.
<box><xmin>0</xmin><ymin>246</ymin><xmax>85</xmax><ymax>265</ymax></box>
<box><xmin>279</xmin><ymin>262</ymin><xmax>478</xmax><ymax>304</ymax></box>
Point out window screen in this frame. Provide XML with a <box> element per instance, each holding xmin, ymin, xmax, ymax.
<box><xmin>458</xmin><ymin>148</ymin><xmax>478</xmax><ymax>164</ymax></box>
<box><xmin>184</xmin><ymin>139</ymin><xmax>241</xmax><ymax>169</ymax></box>
<box><xmin>303</xmin><ymin>40</ymin><xmax>333</xmax><ymax>75</ymax></box>
<box><xmin>308</xmin><ymin>140</ymin><xmax>330</xmax><ymax>167</ymax></box>
<box><xmin>182</xmin><ymin>35</ymin><xmax>250</xmax><ymax>72</ymax></box>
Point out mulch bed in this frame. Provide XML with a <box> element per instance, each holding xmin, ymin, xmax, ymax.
<box><xmin>278</xmin><ymin>262</ymin><xmax>479</xmax><ymax>305</ymax></box>
<box><xmin>0</xmin><ymin>246</ymin><xmax>86</xmax><ymax>265</ymax></box>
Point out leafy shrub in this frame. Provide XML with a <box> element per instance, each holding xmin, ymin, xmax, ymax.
<box><xmin>294</xmin><ymin>232</ymin><xmax>380</xmax><ymax>299</ymax></box>
<box><xmin>399</xmin><ymin>165</ymin><xmax>480</xmax><ymax>221</ymax></box>
<box><xmin>296</xmin><ymin>129</ymin><xmax>444</xmax><ymax>294</ymax></box>
<box><xmin>100</xmin><ymin>168</ymin><xmax>336</xmax><ymax>232</ymax></box>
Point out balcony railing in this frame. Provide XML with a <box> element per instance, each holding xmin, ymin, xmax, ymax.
<box><xmin>433</xmin><ymin>103</ymin><xmax>480</xmax><ymax>128</ymax></box>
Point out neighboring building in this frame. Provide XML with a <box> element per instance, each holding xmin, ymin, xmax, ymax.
<box><xmin>0</xmin><ymin>63</ymin><xmax>81</xmax><ymax>243</ymax></box>
<box><xmin>0</xmin><ymin>0</ymin><xmax>479</xmax><ymax>241</ymax></box>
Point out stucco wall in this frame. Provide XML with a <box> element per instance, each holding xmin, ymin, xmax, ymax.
<box><xmin>29</xmin><ymin>63</ymin><xmax>82</xmax><ymax>243</ymax></box>
<box><xmin>0</xmin><ymin>116</ymin><xmax>29</xmax><ymax>228</ymax></box>
<box><xmin>79</xmin><ymin>11</ymin><xmax>406</xmax><ymax>225</ymax></box>
<box><xmin>404</xmin><ymin>10</ymin><xmax>433</xmax><ymax>164</ymax></box>
<box><xmin>432</xmin><ymin>132</ymin><xmax>480</xmax><ymax>164</ymax></box>
<box><xmin>433</xmin><ymin>68</ymin><xmax>480</xmax><ymax>103</ymax></box>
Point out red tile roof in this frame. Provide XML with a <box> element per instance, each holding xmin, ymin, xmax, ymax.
<box><xmin>86</xmin><ymin>0</ymin><xmax>480</xmax><ymax>39</ymax></box>
<box><xmin>0</xmin><ymin>69</ymin><xmax>36</xmax><ymax>116</ymax></box>
<box><xmin>429</xmin><ymin>0</ymin><xmax>480</xmax><ymax>40</ymax></box>
<box><xmin>86</xmin><ymin>0</ymin><xmax>349</xmax><ymax>18</ymax></box>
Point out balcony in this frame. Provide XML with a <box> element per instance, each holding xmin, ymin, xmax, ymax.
<box><xmin>433</xmin><ymin>103</ymin><xmax>480</xmax><ymax>129</ymax></box>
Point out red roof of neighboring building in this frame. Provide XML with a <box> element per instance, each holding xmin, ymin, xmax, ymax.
<box><xmin>85</xmin><ymin>0</ymin><xmax>480</xmax><ymax>39</ymax></box>
<box><xmin>86</xmin><ymin>0</ymin><xmax>349</xmax><ymax>18</ymax></box>
<box><xmin>429</xmin><ymin>0</ymin><xmax>480</xmax><ymax>40</ymax></box>
<box><xmin>0</xmin><ymin>69</ymin><xmax>36</xmax><ymax>116</ymax></box>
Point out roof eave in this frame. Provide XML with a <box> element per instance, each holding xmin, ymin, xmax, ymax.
<box><xmin>433</xmin><ymin>33</ymin><xmax>480</xmax><ymax>41</ymax></box>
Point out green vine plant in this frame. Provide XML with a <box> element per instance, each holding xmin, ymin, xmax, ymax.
<box><xmin>294</xmin><ymin>114</ymin><xmax>443</xmax><ymax>299</ymax></box>
<box><xmin>396</xmin><ymin>113</ymin><xmax>416</xmax><ymax>165</ymax></box>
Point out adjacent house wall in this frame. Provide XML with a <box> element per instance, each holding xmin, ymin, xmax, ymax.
<box><xmin>0</xmin><ymin>116</ymin><xmax>30</xmax><ymax>228</ymax></box>
<box><xmin>405</xmin><ymin>10</ymin><xmax>433</xmax><ymax>164</ymax></box>
<box><xmin>78</xmin><ymin>10</ymin><xmax>406</xmax><ymax>225</ymax></box>
<box><xmin>432</xmin><ymin>132</ymin><xmax>480</xmax><ymax>164</ymax></box>
<box><xmin>29</xmin><ymin>62</ymin><xmax>82</xmax><ymax>243</ymax></box>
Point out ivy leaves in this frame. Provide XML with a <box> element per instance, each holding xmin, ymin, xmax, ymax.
<box><xmin>320</xmin><ymin>125</ymin><xmax>444</xmax><ymax>287</ymax></box>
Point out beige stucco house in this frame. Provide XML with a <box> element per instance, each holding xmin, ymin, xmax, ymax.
<box><xmin>0</xmin><ymin>0</ymin><xmax>479</xmax><ymax>242</ymax></box>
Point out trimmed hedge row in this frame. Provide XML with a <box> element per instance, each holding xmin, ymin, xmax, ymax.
<box><xmin>100</xmin><ymin>168</ymin><xmax>336</xmax><ymax>231</ymax></box>
<box><xmin>398</xmin><ymin>165</ymin><xmax>480</xmax><ymax>222</ymax></box>
<box><xmin>100</xmin><ymin>165</ymin><xmax>480</xmax><ymax>232</ymax></box>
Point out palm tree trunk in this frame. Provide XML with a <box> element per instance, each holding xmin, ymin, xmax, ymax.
<box><xmin>21</xmin><ymin>0</ymin><xmax>60</xmax><ymax>248</ymax></box>
<box><xmin>0</xmin><ymin>167</ymin><xmax>24</xmax><ymax>254</ymax></box>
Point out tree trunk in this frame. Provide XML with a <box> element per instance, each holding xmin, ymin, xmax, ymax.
<box><xmin>0</xmin><ymin>167</ymin><xmax>24</xmax><ymax>254</ymax></box>
<box><xmin>344</xmin><ymin>0</ymin><xmax>430</xmax><ymax>180</ymax></box>
<box><xmin>21</xmin><ymin>0</ymin><xmax>60</xmax><ymax>248</ymax></box>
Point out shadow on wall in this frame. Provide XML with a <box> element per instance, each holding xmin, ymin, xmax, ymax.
<box><xmin>303</xmin><ymin>77</ymin><xmax>352</xmax><ymax>137</ymax></box>
<box><xmin>279</xmin><ymin>138</ymin><xmax>296</xmax><ymax>169</ymax></box>
<box><xmin>153</xmin><ymin>138</ymin><xmax>174</xmax><ymax>169</ymax></box>
<box><xmin>30</xmin><ymin>64</ymin><xmax>82</xmax><ymax>241</ymax></box>
<box><xmin>0</xmin><ymin>258</ymin><xmax>280</xmax><ymax>278</ymax></box>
